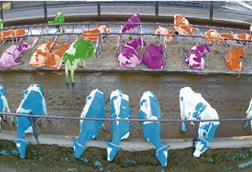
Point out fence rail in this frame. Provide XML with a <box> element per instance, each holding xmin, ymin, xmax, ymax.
<box><xmin>0</xmin><ymin>112</ymin><xmax>250</xmax><ymax>123</ymax></box>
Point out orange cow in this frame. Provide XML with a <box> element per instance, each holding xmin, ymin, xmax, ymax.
<box><xmin>204</xmin><ymin>29</ymin><xmax>220</xmax><ymax>44</ymax></box>
<box><xmin>0</xmin><ymin>28</ymin><xmax>26</xmax><ymax>42</ymax></box>
<box><xmin>173</xmin><ymin>14</ymin><xmax>198</xmax><ymax>36</ymax></box>
<box><xmin>44</xmin><ymin>43</ymin><xmax>70</xmax><ymax>69</ymax></box>
<box><xmin>225</xmin><ymin>48</ymin><xmax>245</xmax><ymax>75</ymax></box>
<box><xmin>154</xmin><ymin>26</ymin><xmax>175</xmax><ymax>42</ymax></box>
<box><xmin>29</xmin><ymin>39</ymin><xmax>54</xmax><ymax>68</ymax></box>
<box><xmin>233</xmin><ymin>33</ymin><xmax>251</xmax><ymax>41</ymax></box>
<box><xmin>82</xmin><ymin>25</ymin><xmax>110</xmax><ymax>42</ymax></box>
<box><xmin>219</xmin><ymin>33</ymin><xmax>234</xmax><ymax>45</ymax></box>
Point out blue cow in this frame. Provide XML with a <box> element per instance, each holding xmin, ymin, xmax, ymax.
<box><xmin>138</xmin><ymin>91</ymin><xmax>168</xmax><ymax>167</ymax></box>
<box><xmin>0</xmin><ymin>84</ymin><xmax>11</xmax><ymax>128</ymax></box>
<box><xmin>107</xmin><ymin>89</ymin><xmax>132</xmax><ymax>161</ymax></box>
<box><xmin>73</xmin><ymin>89</ymin><xmax>105</xmax><ymax>158</ymax></box>
<box><xmin>179</xmin><ymin>87</ymin><xmax>220</xmax><ymax>158</ymax></box>
<box><xmin>16</xmin><ymin>84</ymin><xmax>48</xmax><ymax>159</ymax></box>
<box><xmin>244</xmin><ymin>98</ymin><xmax>252</xmax><ymax>133</ymax></box>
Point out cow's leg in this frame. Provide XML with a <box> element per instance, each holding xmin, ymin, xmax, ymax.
<box><xmin>70</xmin><ymin>69</ymin><xmax>75</xmax><ymax>83</ymax></box>
<box><xmin>65</xmin><ymin>66</ymin><xmax>70</xmax><ymax>83</ymax></box>
<box><xmin>4</xmin><ymin>97</ymin><xmax>15</xmax><ymax>125</ymax></box>
<box><xmin>83</xmin><ymin>60</ymin><xmax>86</xmax><ymax>68</ymax></box>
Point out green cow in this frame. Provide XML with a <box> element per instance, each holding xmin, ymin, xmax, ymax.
<box><xmin>0</xmin><ymin>19</ymin><xmax>3</xmax><ymax>29</ymax></box>
<box><xmin>62</xmin><ymin>38</ymin><xmax>95</xmax><ymax>83</ymax></box>
<box><xmin>48</xmin><ymin>12</ymin><xmax>65</xmax><ymax>25</ymax></box>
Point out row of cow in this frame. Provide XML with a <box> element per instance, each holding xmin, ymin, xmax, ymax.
<box><xmin>0</xmin><ymin>84</ymin><xmax>252</xmax><ymax>167</ymax></box>
<box><xmin>0</xmin><ymin>13</ymin><xmax>250</xmax><ymax>79</ymax></box>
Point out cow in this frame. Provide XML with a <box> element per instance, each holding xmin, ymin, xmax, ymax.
<box><xmin>204</xmin><ymin>29</ymin><xmax>220</xmax><ymax>45</ymax></box>
<box><xmin>82</xmin><ymin>25</ymin><xmax>110</xmax><ymax>42</ymax></box>
<box><xmin>0</xmin><ymin>28</ymin><xmax>26</xmax><ymax>42</ymax></box>
<box><xmin>121</xmin><ymin>13</ymin><xmax>141</xmax><ymax>33</ymax></box>
<box><xmin>244</xmin><ymin>98</ymin><xmax>252</xmax><ymax>133</ymax></box>
<box><xmin>107</xmin><ymin>89</ymin><xmax>132</xmax><ymax>161</ymax></box>
<box><xmin>142</xmin><ymin>44</ymin><xmax>166</xmax><ymax>69</ymax></box>
<box><xmin>154</xmin><ymin>26</ymin><xmax>175</xmax><ymax>42</ymax></box>
<box><xmin>173</xmin><ymin>14</ymin><xmax>198</xmax><ymax>36</ymax></box>
<box><xmin>179</xmin><ymin>87</ymin><xmax>220</xmax><ymax>158</ymax></box>
<box><xmin>0</xmin><ymin>84</ymin><xmax>11</xmax><ymax>129</ymax></box>
<box><xmin>138</xmin><ymin>91</ymin><xmax>168</xmax><ymax>167</ymax></box>
<box><xmin>48</xmin><ymin>12</ymin><xmax>65</xmax><ymax>25</ymax></box>
<box><xmin>44</xmin><ymin>43</ymin><xmax>70</xmax><ymax>69</ymax></box>
<box><xmin>184</xmin><ymin>44</ymin><xmax>210</xmax><ymax>70</ymax></box>
<box><xmin>118</xmin><ymin>37</ymin><xmax>145</xmax><ymax>68</ymax></box>
<box><xmin>16</xmin><ymin>84</ymin><xmax>48</xmax><ymax>159</ymax></box>
<box><xmin>73</xmin><ymin>89</ymin><xmax>105</xmax><ymax>159</ymax></box>
<box><xmin>29</xmin><ymin>39</ymin><xmax>55</xmax><ymax>68</ymax></box>
<box><xmin>0</xmin><ymin>42</ymin><xmax>31</xmax><ymax>68</ymax></box>
<box><xmin>62</xmin><ymin>38</ymin><xmax>95</xmax><ymax>83</ymax></box>
<box><xmin>225</xmin><ymin>47</ymin><xmax>246</xmax><ymax>76</ymax></box>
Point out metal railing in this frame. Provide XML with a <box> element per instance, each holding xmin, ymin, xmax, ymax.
<box><xmin>0</xmin><ymin>112</ymin><xmax>251</xmax><ymax>123</ymax></box>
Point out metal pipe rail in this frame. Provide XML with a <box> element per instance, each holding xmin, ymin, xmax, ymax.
<box><xmin>0</xmin><ymin>112</ymin><xmax>250</xmax><ymax>123</ymax></box>
<box><xmin>0</xmin><ymin>21</ymin><xmax>250</xmax><ymax>34</ymax></box>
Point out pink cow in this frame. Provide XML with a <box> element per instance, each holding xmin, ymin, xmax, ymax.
<box><xmin>142</xmin><ymin>44</ymin><xmax>166</xmax><ymax>69</ymax></box>
<box><xmin>0</xmin><ymin>42</ymin><xmax>31</xmax><ymax>68</ymax></box>
<box><xmin>118</xmin><ymin>38</ymin><xmax>145</xmax><ymax>68</ymax></box>
<box><xmin>121</xmin><ymin>13</ymin><xmax>141</xmax><ymax>33</ymax></box>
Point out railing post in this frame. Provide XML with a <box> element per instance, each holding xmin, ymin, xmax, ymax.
<box><xmin>43</xmin><ymin>1</ymin><xmax>48</xmax><ymax>20</ymax></box>
<box><xmin>209</xmin><ymin>1</ymin><xmax>213</xmax><ymax>20</ymax></box>
<box><xmin>155</xmin><ymin>1</ymin><xmax>159</xmax><ymax>17</ymax></box>
<box><xmin>97</xmin><ymin>2</ymin><xmax>101</xmax><ymax>17</ymax></box>
<box><xmin>0</xmin><ymin>2</ymin><xmax>3</xmax><ymax>21</ymax></box>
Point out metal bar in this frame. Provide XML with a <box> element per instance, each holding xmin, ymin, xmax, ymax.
<box><xmin>0</xmin><ymin>112</ymin><xmax>250</xmax><ymax>123</ymax></box>
<box><xmin>97</xmin><ymin>2</ymin><xmax>101</xmax><ymax>17</ymax></box>
<box><xmin>43</xmin><ymin>2</ymin><xmax>48</xmax><ymax>20</ymax></box>
<box><xmin>1</xmin><ymin>21</ymin><xmax>250</xmax><ymax>34</ymax></box>
<box><xmin>0</xmin><ymin>2</ymin><xmax>3</xmax><ymax>21</ymax></box>
<box><xmin>155</xmin><ymin>1</ymin><xmax>159</xmax><ymax>17</ymax></box>
<box><xmin>209</xmin><ymin>1</ymin><xmax>214</xmax><ymax>20</ymax></box>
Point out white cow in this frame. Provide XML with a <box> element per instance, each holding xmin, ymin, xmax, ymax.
<box><xmin>179</xmin><ymin>87</ymin><xmax>220</xmax><ymax>158</ymax></box>
<box><xmin>0</xmin><ymin>84</ymin><xmax>12</xmax><ymax>129</ymax></box>
<box><xmin>244</xmin><ymin>98</ymin><xmax>252</xmax><ymax>132</ymax></box>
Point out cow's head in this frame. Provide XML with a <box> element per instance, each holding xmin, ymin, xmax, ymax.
<box><xmin>98</xmin><ymin>25</ymin><xmax>110</xmax><ymax>33</ymax></box>
<box><xmin>17</xmin><ymin>42</ymin><xmax>31</xmax><ymax>53</ymax></box>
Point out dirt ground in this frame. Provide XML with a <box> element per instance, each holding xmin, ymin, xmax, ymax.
<box><xmin>0</xmin><ymin>139</ymin><xmax>252</xmax><ymax>172</ymax></box>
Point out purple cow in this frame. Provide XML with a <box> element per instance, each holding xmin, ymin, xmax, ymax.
<box><xmin>185</xmin><ymin>44</ymin><xmax>210</xmax><ymax>70</ymax></box>
<box><xmin>142</xmin><ymin>44</ymin><xmax>166</xmax><ymax>69</ymax></box>
<box><xmin>118</xmin><ymin>38</ymin><xmax>145</xmax><ymax>68</ymax></box>
<box><xmin>0</xmin><ymin>42</ymin><xmax>31</xmax><ymax>68</ymax></box>
<box><xmin>121</xmin><ymin>13</ymin><xmax>140</xmax><ymax>33</ymax></box>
